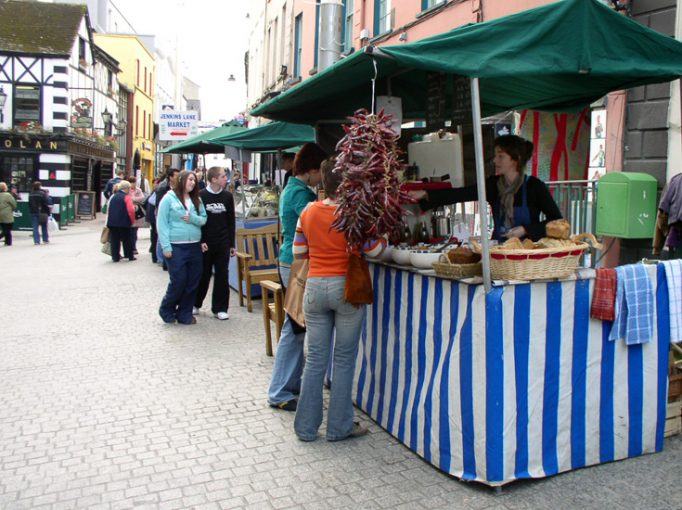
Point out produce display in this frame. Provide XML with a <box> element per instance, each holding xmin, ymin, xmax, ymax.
<box><xmin>332</xmin><ymin>109</ymin><xmax>412</xmax><ymax>250</ymax></box>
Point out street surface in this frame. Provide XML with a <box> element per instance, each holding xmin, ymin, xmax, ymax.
<box><xmin>1</xmin><ymin>219</ymin><xmax>681</xmax><ymax>510</ymax></box>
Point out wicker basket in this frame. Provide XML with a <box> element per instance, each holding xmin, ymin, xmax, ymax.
<box><xmin>432</xmin><ymin>254</ymin><xmax>483</xmax><ymax>279</ymax></box>
<box><xmin>471</xmin><ymin>240</ymin><xmax>588</xmax><ymax>281</ymax></box>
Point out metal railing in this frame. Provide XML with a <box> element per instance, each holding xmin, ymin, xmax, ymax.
<box><xmin>546</xmin><ymin>179</ymin><xmax>598</xmax><ymax>235</ymax></box>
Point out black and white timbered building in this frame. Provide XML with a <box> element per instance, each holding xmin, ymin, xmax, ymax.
<box><xmin>0</xmin><ymin>0</ymin><xmax>125</xmax><ymax>221</ymax></box>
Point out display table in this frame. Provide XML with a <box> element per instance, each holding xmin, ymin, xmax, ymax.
<box><xmin>354</xmin><ymin>262</ymin><xmax>670</xmax><ymax>486</ymax></box>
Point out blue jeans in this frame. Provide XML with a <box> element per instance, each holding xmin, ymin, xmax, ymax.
<box><xmin>268</xmin><ymin>264</ymin><xmax>305</xmax><ymax>405</ymax></box>
<box><xmin>159</xmin><ymin>243</ymin><xmax>203</xmax><ymax>324</ymax></box>
<box><xmin>294</xmin><ymin>276</ymin><xmax>366</xmax><ymax>441</ymax></box>
<box><xmin>31</xmin><ymin>213</ymin><xmax>48</xmax><ymax>244</ymax></box>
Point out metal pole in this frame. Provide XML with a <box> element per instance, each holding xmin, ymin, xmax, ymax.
<box><xmin>470</xmin><ymin>77</ymin><xmax>492</xmax><ymax>292</ymax></box>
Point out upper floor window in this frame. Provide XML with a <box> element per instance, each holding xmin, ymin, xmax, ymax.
<box><xmin>148</xmin><ymin>73</ymin><xmax>153</xmax><ymax>97</ymax></box>
<box><xmin>144</xmin><ymin>67</ymin><xmax>147</xmax><ymax>93</ymax></box>
<box><xmin>136</xmin><ymin>59</ymin><xmax>140</xmax><ymax>86</ymax></box>
<box><xmin>107</xmin><ymin>70</ymin><xmax>113</xmax><ymax>91</ymax></box>
<box><xmin>421</xmin><ymin>0</ymin><xmax>446</xmax><ymax>10</ymax></box>
<box><xmin>293</xmin><ymin>13</ymin><xmax>303</xmax><ymax>78</ymax></box>
<box><xmin>14</xmin><ymin>85</ymin><xmax>41</xmax><ymax>125</ymax></box>
<box><xmin>343</xmin><ymin>0</ymin><xmax>354</xmax><ymax>53</ymax></box>
<box><xmin>78</xmin><ymin>37</ymin><xmax>87</xmax><ymax>65</ymax></box>
<box><xmin>374</xmin><ymin>0</ymin><xmax>391</xmax><ymax>36</ymax></box>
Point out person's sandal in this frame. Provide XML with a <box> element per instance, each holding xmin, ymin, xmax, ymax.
<box><xmin>349</xmin><ymin>422</ymin><xmax>368</xmax><ymax>438</ymax></box>
<box><xmin>270</xmin><ymin>400</ymin><xmax>297</xmax><ymax>411</ymax></box>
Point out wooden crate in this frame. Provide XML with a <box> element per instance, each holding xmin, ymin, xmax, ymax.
<box><xmin>665</xmin><ymin>400</ymin><xmax>681</xmax><ymax>438</ymax></box>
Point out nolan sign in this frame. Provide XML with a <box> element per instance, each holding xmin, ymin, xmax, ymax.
<box><xmin>1</xmin><ymin>136</ymin><xmax>64</xmax><ymax>152</ymax></box>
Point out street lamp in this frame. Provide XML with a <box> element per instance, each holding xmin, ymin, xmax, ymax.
<box><xmin>0</xmin><ymin>86</ymin><xmax>7</xmax><ymax>124</ymax></box>
<box><xmin>101</xmin><ymin>108</ymin><xmax>112</xmax><ymax>126</ymax></box>
<box><xmin>101</xmin><ymin>108</ymin><xmax>126</xmax><ymax>136</ymax></box>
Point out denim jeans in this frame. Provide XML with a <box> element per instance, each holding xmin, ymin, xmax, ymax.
<box><xmin>267</xmin><ymin>264</ymin><xmax>305</xmax><ymax>405</ymax></box>
<box><xmin>159</xmin><ymin>242</ymin><xmax>203</xmax><ymax>324</ymax></box>
<box><xmin>31</xmin><ymin>213</ymin><xmax>48</xmax><ymax>244</ymax></box>
<box><xmin>294</xmin><ymin>276</ymin><xmax>366</xmax><ymax>441</ymax></box>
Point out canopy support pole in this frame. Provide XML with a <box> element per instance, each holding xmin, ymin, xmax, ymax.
<box><xmin>275</xmin><ymin>149</ymin><xmax>282</xmax><ymax>188</ymax></box>
<box><xmin>470</xmin><ymin>77</ymin><xmax>492</xmax><ymax>292</ymax></box>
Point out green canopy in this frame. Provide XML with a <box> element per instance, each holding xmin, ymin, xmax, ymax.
<box><xmin>161</xmin><ymin>121</ymin><xmax>247</xmax><ymax>154</ymax></box>
<box><xmin>251</xmin><ymin>0</ymin><xmax>682</xmax><ymax>123</ymax></box>
<box><xmin>212</xmin><ymin>121</ymin><xmax>315</xmax><ymax>152</ymax></box>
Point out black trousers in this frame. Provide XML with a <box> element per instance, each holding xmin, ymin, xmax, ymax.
<box><xmin>109</xmin><ymin>226</ymin><xmax>133</xmax><ymax>261</ymax></box>
<box><xmin>149</xmin><ymin>221</ymin><xmax>158</xmax><ymax>263</ymax></box>
<box><xmin>195</xmin><ymin>240</ymin><xmax>230</xmax><ymax>313</ymax></box>
<box><xmin>0</xmin><ymin>222</ymin><xmax>12</xmax><ymax>245</ymax></box>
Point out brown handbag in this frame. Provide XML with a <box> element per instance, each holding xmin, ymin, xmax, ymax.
<box><xmin>283</xmin><ymin>258</ymin><xmax>309</xmax><ymax>327</ymax></box>
<box><xmin>344</xmin><ymin>253</ymin><xmax>373</xmax><ymax>306</ymax></box>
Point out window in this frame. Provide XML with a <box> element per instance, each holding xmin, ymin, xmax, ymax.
<box><xmin>148</xmin><ymin>73</ymin><xmax>152</xmax><ymax>97</ymax></box>
<box><xmin>293</xmin><ymin>14</ymin><xmax>303</xmax><ymax>78</ymax></box>
<box><xmin>343</xmin><ymin>0</ymin><xmax>354</xmax><ymax>53</ymax></box>
<box><xmin>14</xmin><ymin>85</ymin><xmax>41</xmax><ymax>124</ymax></box>
<box><xmin>136</xmin><ymin>59</ymin><xmax>140</xmax><ymax>86</ymax></box>
<box><xmin>144</xmin><ymin>67</ymin><xmax>147</xmax><ymax>93</ymax></box>
<box><xmin>148</xmin><ymin>113</ymin><xmax>152</xmax><ymax>140</ymax></box>
<box><xmin>0</xmin><ymin>155</ymin><xmax>35</xmax><ymax>193</ymax></box>
<box><xmin>314</xmin><ymin>0</ymin><xmax>320</xmax><ymax>68</ymax></box>
<box><xmin>421</xmin><ymin>0</ymin><xmax>446</xmax><ymax>10</ymax></box>
<box><xmin>143</xmin><ymin>111</ymin><xmax>146</xmax><ymax>140</ymax></box>
<box><xmin>374</xmin><ymin>0</ymin><xmax>391</xmax><ymax>36</ymax></box>
<box><xmin>107</xmin><ymin>69</ymin><xmax>113</xmax><ymax>91</ymax></box>
<box><xmin>78</xmin><ymin>37</ymin><xmax>86</xmax><ymax>64</ymax></box>
<box><xmin>135</xmin><ymin>105</ymin><xmax>139</xmax><ymax>136</ymax></box>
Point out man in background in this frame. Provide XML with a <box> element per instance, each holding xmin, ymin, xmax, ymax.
<box><xmin>104</xmin><ymin>169</ymin><xmax>125</xmax><ymax>201</ymax></box>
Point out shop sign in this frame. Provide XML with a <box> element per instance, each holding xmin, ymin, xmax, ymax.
<box><xmin>158</xmin><ymin>110</ymin><xmax>199</xmax><ymax>141</ymax></box>
<box><xmin>1</xmin><ymin>134</ymin><xmax>64</xmax><ymax>152</ymax></box>
<box><xmin>71</xmin><ymin>98</ymin><xmax>93</xmax><ymax>128</ymax></box>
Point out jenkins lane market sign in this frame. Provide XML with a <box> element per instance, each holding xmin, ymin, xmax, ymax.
<box><xmin>1</xmin><ymin>135</ymin><xmax>65</xmax><ymax>152</ymax></box>
<box><xmin>159</xmin><ymin>110</ymin><xmax>199</xmax><ymax>141</ymax></box>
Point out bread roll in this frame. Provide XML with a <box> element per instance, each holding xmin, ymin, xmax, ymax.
<box><xmin>447</xmin><ymin>246</ymin><xmax>481</xmax><ymax>264</ymax></box>
<box><xmin>546</xmin><ymin>219</ymin><xmax>571</xmax><ymax>239</ymax></box>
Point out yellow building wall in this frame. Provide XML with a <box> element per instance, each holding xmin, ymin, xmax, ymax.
<box><xmin>94</xmin><ymin>34</ymin><xmax>156</xmax><ymax>185</ymax></box>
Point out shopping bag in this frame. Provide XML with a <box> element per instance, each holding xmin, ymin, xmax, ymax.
<box><xmin>47</xmin><ymin>215</ymin><xmax>59</xmax><ymax>233</ymax></box>
<box><xmin>101</xmin><ymin>241</ymin><xmax>112</xmax><ymax>256</ymax></box>
<box><xmin>101</xmin><ymin>199</ymin><xmax>108</xmax><ymax>214</ymax></box>
<box><xmin>283</xmin><ymin>258</ymin><xmax>309</xmax><ymax>327</ymax></box>
<box><xmin>100</xmin><ymin>226</ymin><xmax>110</xmax><ymax>244</ymax></box>
<box><xmin>344</xmin><ymin>253</ymin><xmax>373</xmax><ymax>306</ymax></box>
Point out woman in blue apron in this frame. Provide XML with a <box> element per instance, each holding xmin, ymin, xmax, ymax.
<box><xmin>411</xmin><ymin>135</ymin><xmax>562</xmax><ymax>242</ymax></box>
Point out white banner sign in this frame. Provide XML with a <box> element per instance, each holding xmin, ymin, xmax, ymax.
<box><xmin>159</xmin><ymin>110</ymin><xmax>199</xmax><ymax>141</ymax></box>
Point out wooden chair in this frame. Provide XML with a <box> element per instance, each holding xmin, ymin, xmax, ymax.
<box><xmin>260</xmin><ymin>280</ymin><xmax>284</xmax><ymax>356</ymax></box>
<box><xmin>235</xmin><ymin>223</ymin><xmax>281</xmax><ymax>312</ymax></box>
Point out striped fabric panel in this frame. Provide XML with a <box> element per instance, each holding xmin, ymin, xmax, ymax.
<box><xmin>354</xmin><ymin>263</ymin><xmax>666</xmax><ymax>486</ymax></box>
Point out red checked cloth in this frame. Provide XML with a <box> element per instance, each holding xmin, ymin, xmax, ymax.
<box><xmin>591</xmin><ymin>268</ymin><xmax>617</xmax><ymax>321</ymax></box>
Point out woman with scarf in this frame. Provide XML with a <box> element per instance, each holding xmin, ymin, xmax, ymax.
<box><xmin>411</xmin><ymin>135</ymin><xmax>562</xmax><ymax>242</ymax></box>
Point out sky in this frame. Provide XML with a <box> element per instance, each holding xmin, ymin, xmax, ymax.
<box><xmin>112</xmin><ymin>0</ymin><xmax>250</xmax><ymax>124</ymax></box>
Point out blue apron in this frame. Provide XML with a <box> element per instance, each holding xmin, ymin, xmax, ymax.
<box><xmin>493</xmin><ymin>176</ymin><xmax>531</xmax><ymax>241</ymax></box>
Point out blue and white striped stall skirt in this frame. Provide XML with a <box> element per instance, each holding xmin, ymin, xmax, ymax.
<box><xmin>354</xmin><ymin>263</ymin><xmax>670</xmax><ymax>486</ymax></box>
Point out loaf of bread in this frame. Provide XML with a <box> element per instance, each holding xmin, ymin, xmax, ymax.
<box><xmin>447</xmin><ymin>246</ymin><xmax>481</xmax><ymax>264</ymax></box>
<box><xmin>545</xmin><ymin>219</ymin><xmax>571</xmax><ymax>239</ymax></box>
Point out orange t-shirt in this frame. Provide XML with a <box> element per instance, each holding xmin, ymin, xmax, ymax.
<box><xmin>295</xmin><ymin>202</ymin><xmax>349</xmax><ymax>277</ymax></box>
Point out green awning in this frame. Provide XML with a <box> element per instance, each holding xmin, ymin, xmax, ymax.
<box><xmin>161</xmin><ymin>122</ymin><xmax>247</xmax><ymax>154</ymax></box>
<box><xmin>251</xmin><ymin>0</ymin><xmax>682</xmax><ymax>123</ymax></box>
<box><xmin>211</xmin><ymin>121</ymin><xmax>315</xmax><ymax>152</ymax></box>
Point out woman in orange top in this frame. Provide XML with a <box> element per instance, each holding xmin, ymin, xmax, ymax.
<box><xmin>292</xmin><ymin>157</ymin><xmax>384</xmax><ymax>442</ymax></box>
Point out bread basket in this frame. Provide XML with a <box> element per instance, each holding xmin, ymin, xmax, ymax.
<box><xmin>470</xmin><ymin>239</ymin><xmax>589</xmax><ymax>281</ymax></box>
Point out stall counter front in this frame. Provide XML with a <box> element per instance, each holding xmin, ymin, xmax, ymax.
<box><xmin>355</xmin><ymin>262</ymin><xmax>670</xmax><ymax>486</ymax></box>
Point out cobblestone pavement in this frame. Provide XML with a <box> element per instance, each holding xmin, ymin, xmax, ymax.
<box><xmin>1</xmin><ymin>219</ymin><xmax>681</xmax><ymax>510</ymax></box>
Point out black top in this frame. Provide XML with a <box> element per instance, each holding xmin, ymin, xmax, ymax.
<box><xmin>200</xmin><ymin>187</ymin><xmax>236</xmax><ymax>248</ymax></box>
<box><xmin>106</xmin><ymin>191</ymin><xmax>132</xmax><ymax>228</ymax></box>
<box><xmin>420</xmin><ymin>175</ymin><xmax>562</xmax><ymax>241</ymax></box>
<box><xmin>28</xmin><ymin>190</ymin><xmax>50</xmax><ymax>214</ymax></box>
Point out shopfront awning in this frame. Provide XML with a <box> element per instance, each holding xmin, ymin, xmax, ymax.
<box><xmin>251</xmin><ymin>0</ymin><xmax>682</xmax><ymax>123</ymax></box>
<box><xmin>211</xmin><ymin>121</ymin><xmax>315</xmax><ymax>152</ymax></box>
<box><xmin>161</xmin><ymin>122</ymin><xmax>247</xmax><ymax>154</ymax></box>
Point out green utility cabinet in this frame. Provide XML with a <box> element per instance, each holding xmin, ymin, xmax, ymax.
<box><xmin>595</xmin><ymin>172</ymin><xmax>657</xmax><ymax>238</ymax></box>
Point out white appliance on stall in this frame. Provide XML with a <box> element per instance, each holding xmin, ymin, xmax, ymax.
<box><xmin>404</xmin><ymin>132</ymin><xmax>465</xmax><ymax>237</ymax></box>
<box><xmin>407</xmin><ymin>132</ymin><xmax>464</xmax><ymax>186</ymax></box>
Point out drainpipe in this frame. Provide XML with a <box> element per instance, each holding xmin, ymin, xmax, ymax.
<box><xmin>318</xmin><ymin>0</ymin><xmax>344</xmax><ymax>71</ymax></box>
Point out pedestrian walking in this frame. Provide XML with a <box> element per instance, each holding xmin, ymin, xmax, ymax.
<box><xmin>103</xmin><ymin>169</ymin><xmax>125</xmax><ymax>212</ymax></box>
<box><xmin>106</xmin><ymin>180</ymin><xmax>136</xmax><ymax>262</ymax></box>
<box><xmin>157</xmin><ymin>170</ymin><xmax>207</xmax><ymax>325</ymax></box>
<box><xmin>28</xmin><ymin>181</ymin><xmax>50</xmax><ymax>245</ymax></box>
<box><xmin>127</xmin><ymin>176</ymin><xmax>146</xmax><ymax>255</ymax></box>
<box><xmin>0</xmin><ymin>182</ymin><xmax>17</xmax><ymax>246</ymax></box>
<box><xmin>145</xmin><ymin>177</ymin><xmax>161</xmax><ymax>263</ymax></box>
<box><xmin>268</xmin><ymin>142</ymin><xmax>327</xmax><ymax>411</ymax></box>
<box><xmin>155</xmin><ymin>168</ymin><xmax>180</xmax><ymax>270</ymax></box>
<box><xmin>194</xmin><ymin>166</ymin><xmax>236</xmax><ymax>320</ymax></box>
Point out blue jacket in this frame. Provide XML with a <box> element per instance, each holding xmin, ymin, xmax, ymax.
<box><xmin>157</xmin><ymin>190</ymin><xmax>207</xmax><ymax>253</ymax></box>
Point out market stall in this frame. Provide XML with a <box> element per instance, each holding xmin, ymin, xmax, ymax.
<box><xmin>250</xmin><ymin>0</ymin><xmax>682</xmax><ymax>486</ymax></box>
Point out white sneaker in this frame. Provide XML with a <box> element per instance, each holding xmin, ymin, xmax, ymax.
<box><xmin>214</xmin><ymin>311</ymin><xmax>229</xmax><ymax>320</ymax></box>
<box><xmin>192</xmin><ymin>307</ymin><xmax>200</xmax><ymax>316</ymax></box>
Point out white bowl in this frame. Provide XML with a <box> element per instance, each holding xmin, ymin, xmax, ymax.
<box><xmin>392</xmin><ymin>246</ymin><xmax>413</xmax><ymax>266</ymax></box>
<box><xmin>410</xmin><ymin>250</ymin><xmax>442</xmax><ymax>269</ymax></box>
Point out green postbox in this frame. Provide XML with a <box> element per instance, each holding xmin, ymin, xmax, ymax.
<box><xmin>595</xmin><ymin>172</ymin><xmax>657</xmax><ymax>238</ymax></box>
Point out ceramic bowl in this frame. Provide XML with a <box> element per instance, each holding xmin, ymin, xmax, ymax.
<box><xmin>410</xmin><ymin>250</ymin><xmax>442</xmax><ymax>269</ymax></box>
<box><xmin>392</xmin><ymin>246</ymin><xmax>413</xmax><ymax>266</ymax></box>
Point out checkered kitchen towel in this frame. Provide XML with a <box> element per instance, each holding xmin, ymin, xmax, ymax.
<box><xmin>661</xmin><ymin>259</ymin><xmax>682</xmax><ymax>344</ymax></box>
<box><xmin>590</xmin><ymin>268</ymin><xmax>617</xmax><ymax>321</ymax></box>
<box><xmin>609</xmin><ymin>263</ymin><xmax>654</xmax><ymax>345</ymax></box>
